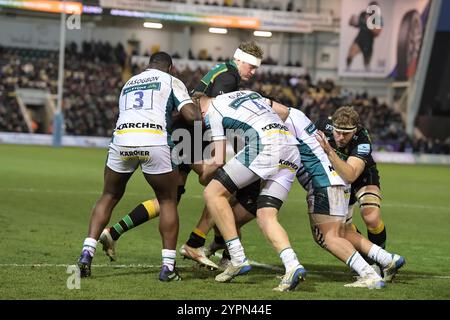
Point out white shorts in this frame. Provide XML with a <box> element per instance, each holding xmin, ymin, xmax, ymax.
<box><xmin>106</xmin><ymin>143</ymin><xmax>175</xmax><ymax>175</ymax></box>
<box><xmin>306</xmin><ymin>185</ymin><xmax>351</xmax><ymax>220</ymax></box>
<box><xmin>223</xmin><ymin>144</ymin><xmax>299</xmax><ymax>201</ymax></box>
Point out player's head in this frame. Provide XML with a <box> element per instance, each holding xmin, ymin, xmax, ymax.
<box><xmin>191</xmin><ymin>92</ymin><xmax>211</xmax><ymax>120</ymax></box>
<box><xmin>233</xmin><ymin>41</ymin><xmax>263</xmax><ymax>81</ymax></box>
<box><xmin>331</xmin><ymin>106</ymin><xmax>359</xmax><ymax>147</ymax></box>
<box><xmin>148</xmin><ymin>51</ymin><xmax>173</xmax><ymax>73</ymax></box>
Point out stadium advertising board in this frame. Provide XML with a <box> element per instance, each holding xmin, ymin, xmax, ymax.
<box><xmin>338</xmin><ymin>0</ymin><xmax>429</xmax><ymax>79</ymax></box>
<box><xmin>0</xmin><ymin>0</ymin><xmax>82</xmax><ymax>14</ymax></box>
<box><xmin>100</xmin><ymin>0</ymin><xmax>331</xmax><ymax>33</ymax></box>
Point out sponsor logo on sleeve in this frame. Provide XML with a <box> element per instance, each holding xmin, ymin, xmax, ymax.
<box><xmin>357</xmin><ymin>143</ymin><xmax>371</xmax><ymax>154</ymax></box>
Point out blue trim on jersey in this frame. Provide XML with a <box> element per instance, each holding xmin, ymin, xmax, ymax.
<box><xmin>204</xmin><ymin>114</ymin><xmax>211</xmax><ymax>129</ymax></box>
<box><xmin>221</xmin><ymin>117</ymin><xmax>261</xmax><ymax>167</ymax></box>
<box><xmin>165</xmin><ymin>77</ymin><xmax>176</xmax><ymax>147</ymax></box>
<box><xmin>297</xmin><ymin>140</ymin><xmax>331</xmax><ymax>188</ymax></box>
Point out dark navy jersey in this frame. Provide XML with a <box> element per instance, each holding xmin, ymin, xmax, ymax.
<box><xmin>192</xmin><ymin>60</ymin><xmax>240</xmax><ymax>97</ymax></box>
<box><xmin>316</xmin><ymin>118</ymin><xmax>380</xmax><ymax>191</ymax></box>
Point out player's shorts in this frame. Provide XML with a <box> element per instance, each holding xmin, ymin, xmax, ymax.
<box><xmin>350</xmin><ymin>165</ymin><xmax>380</xmax><ymax>205</ymax></box>
<box><xmin>171</xmin><ymin>118</ymin><xmax>211</xmax><ymax>174</ymax></box>
<box><xmin>106</xmin><ymin>143</ymin><xmax>175</xmax><ymax>175</ymax></box>
<box><xmin>306</xmin><ymin>185</ymin><xmax>351</xmax><ymax>222</ymax></box>
<box><xmin>223</xmin><ymin>143</ymin><xmax>299</xmax><ymax>201</ymax></box>
<box><xmin>235</xmin><ymin>180</ymin><xmax>261</xmax><ymax>216</ymax></box>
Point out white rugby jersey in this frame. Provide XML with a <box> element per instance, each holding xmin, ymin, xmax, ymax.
<box><xmin>205</xmin><ymin>91</ymin><xmax>298</xmax><ymax>146</ymax></box>
<box><xmin>285</xmin><ymin>108</ymin><xmax>346</xmax><ymax>189</ymax></box>
<box><xmin>113</xmin><ymin>69</ymin><xmax>192</xmax><ymax>146</ymax></box>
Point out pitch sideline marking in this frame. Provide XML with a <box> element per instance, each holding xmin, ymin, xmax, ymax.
<box><xmin>0</xmin><ymin>262</ymin><xmax>449</xmax><ymax>279</ymax></box>
<box><xmin>1</xmin><ymin>187</ymin><xmax>449</xmax><ymax>211</ymax></box>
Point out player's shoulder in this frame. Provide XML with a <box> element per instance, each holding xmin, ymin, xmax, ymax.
<box><xmin>316</xmin><ymin>117</ymin><xmax>333</xmax><ymax>133</ymax></box>
<box><xmin>208</xmin><ymin>61</ymin><xmax>230</xmax><ymax>75</ymax></box>
<box><xmin>354</xmin><ymin>126</ymin><xmax>372</xmax><ymax>144</ymax></box>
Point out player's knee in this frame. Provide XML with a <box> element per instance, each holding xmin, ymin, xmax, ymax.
<box><xmin>203</xmin><ymin>182</ymin><xmax>226</xmax><ymax>202</ymax></box>
<box><xmin>357</xmin><ymin>190</ymin><xmax>381</xmax><ymax>210</ymax></box>
<box><xmin>203</xmin><ymin>185</ymin><xmax>215</xmax><ymax>202</ymax></box>
<box><xmin>255</xmin><ymin>210</ymin><xmax>276</xmax><ymax>231</ymax></box>
<box><xmin>361</xmin><ymin>209</ymin><xmax>382</xmax><ymax>228</ymax></box>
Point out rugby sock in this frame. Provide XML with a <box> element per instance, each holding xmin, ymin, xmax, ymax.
<box><xmin>186</xmin><ymin>228</ymin><xmax>207</xmax><ymax>248</ymax></box>
<box><xmin>226</xmin><ymin>237</ymin><xmax>246</xmax><ymax>266</ymax></box>
<box><xmin>162</xmin><ymin>249</ymin><xmax>176</xmax><ymax>271</ymax></box>
<box><xmin>82</xmin><ymin>237</ymin><xmax>97</xmax><ymax>257</ymax></box>
<box><xmin>352</xmin><ymin>223</ymin><xmax>376</xmax><ymax>264</ymax></box>
<box><xmin>279</xmin><ymin>247</ymin><xmax>301</xmax><ymax>272</ymax></box>
<box><xmin>346</xmin><ymin>251</ymin><xmax>381</xmax><ymax>279</ymax></box>
<box><xmin>109</xmin><ymin>200</ymin><xmax>158</xmax><ymax>240</ymax></box>
<box><xmin>368</xmin><ymin>244</ymin><xmax>393</xmax><ymax>268</ymax></box>
<box><xmin>368</xmin><ymin>221</ymin><xmax>386</xmax><ymax>249</ymax></box>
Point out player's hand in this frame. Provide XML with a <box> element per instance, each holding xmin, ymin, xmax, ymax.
<box><xmin>315</xmin><ymin>130</ymin><xmax>333</xmax><ymax>155</ymax></box>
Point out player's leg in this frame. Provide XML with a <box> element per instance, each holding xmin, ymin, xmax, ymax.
<box><xmin>99</xmin><ymin>167</ymin><xmax>188</xmax><ymax>260</ymax></box>
<box><xmin>183</xmin><ymin>163</ymin><xmax>213</xmax><ymax>249</ymax></box>
<box><xmin>255</xmin><ymin>178</ymin><xmax>306</xmax><ymax>292</ymax></box>
<box><xmin>174</xmin><ymin>162</ymin><xmax>220</xmax><ymax>269</ymax></box>
<box><xmin>205</xmin><ymin>163</ymin><xmax>257</xmax><ymax>282</ymax></box>
<box><xmin>205</xmin><ymin>180</ymin><xmax>260</xmax><ymax>262</ymax></box>
<box><xmin>308</xmin><ymin>186</ymin><xmax>384</xmax><ymax>288</ymax></box>
<box><xmin>344</xmin><ymin>224</ymin><xmax>405</xmax><ymax>282</ymax></box>
<box><xmin>144</xmin><ymin>170</ymin><xmax>181</xmax><ymax>281</ymax></box>
<box><xmin>78</xmin><ymin>165</ymin><xmax>133</xmax><ymax>277</ymax></box>
<box><xmin>179</xmin><ymin>204</ymin><xmax>219</xmax><ymax>270</ymax></box>
<box><xmin>138</xmin><ymin>144</ymin><xmax>181</xmax><ymax>281</ymax></box>
<box><xmin>356</xmin><ymin>185</ymin><xmax>387</xmax><ymax>249</ymax></box>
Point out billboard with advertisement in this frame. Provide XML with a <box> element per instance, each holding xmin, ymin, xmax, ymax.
<box><xmin>338</xmin><ymin>0</ymin><xmax>430</xmax><ymax>79</ymax></box>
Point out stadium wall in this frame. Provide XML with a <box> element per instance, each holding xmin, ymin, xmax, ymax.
<box><xmin>1</xmin><ymin>132</ymin><xmax>449</xmax><ymax>166</ymax></box>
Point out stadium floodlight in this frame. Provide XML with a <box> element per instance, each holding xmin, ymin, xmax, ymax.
<box><xmin>209</xmin><ymin>27</ymin><xmax>228</xmax><ymax>34</ymax></box>
<box><xmin>253</xmin><ymin>30</ymin><xmax>272</xmax><ymax>37</ymax></box>
<box><xmin>143</xmin><ymin>22</ymin><xmax>163</xmax><ymax>29</ymax></box>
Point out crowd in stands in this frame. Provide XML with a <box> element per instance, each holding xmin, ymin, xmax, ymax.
<box><xmin>0</xmin><ymin>42</ymin><xmax>448</xmax><ymax>154</ymax></box>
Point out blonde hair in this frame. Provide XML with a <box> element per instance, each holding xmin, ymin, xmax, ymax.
<box><xmin>331</xmin><ymin>106</ymin><xmax>360</xmax><ymax>129</ymax></box>
<box><xmin>238</xmin><ymin>41</ymin><xmax>264</xmax><ymax>59</ymax></box>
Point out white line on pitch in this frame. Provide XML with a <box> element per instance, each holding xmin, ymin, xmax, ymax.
<box><xmin>1</xmin><ymin>262</ymin><xmax>449</xmax><ymax>279</ymax></box>
<box><xmin>1</xmin><ymin>187</ymin><xmax>449</xmax><ymax>211</ymax></box>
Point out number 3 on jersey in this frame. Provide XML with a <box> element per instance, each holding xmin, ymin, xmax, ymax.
<box><xmin>133</xmin><ymin>91</ymin><xmax>144</xmax><ymax>109</ymax></box>
<box><xmin>124</xmin><ymin>90</ymin><xmax>151</xmax><ymax>110</ymax></box>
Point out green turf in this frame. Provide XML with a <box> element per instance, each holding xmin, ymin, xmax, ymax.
<box><xmin>0</xmin><ymin>144</ymin><xmax>449</xmax><ymax>299</ymax></box>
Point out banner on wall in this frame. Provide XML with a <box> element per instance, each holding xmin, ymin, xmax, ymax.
<box><xmin>100</xmin><ymin>0</ymin><xmax>331</xmax><ymax>33</ymax></box>
<box><xmin>338</xmin><ymin>0</ymin><xmax>430</xmax><ymax>79</ymax></box>
<box><xmin>0</xmin><ymin>0</ymin><xmax>82</xmax><ymax>14</ymax></box>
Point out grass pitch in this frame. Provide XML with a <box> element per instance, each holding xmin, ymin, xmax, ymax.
<box><xmin>0</xmin><ymin>144</ymin><xmax>449</xmax><ymax>300</ymax></box>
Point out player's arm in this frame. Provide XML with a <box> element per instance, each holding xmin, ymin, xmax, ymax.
<box><xmin>179</xmin><ymin>103</ymin><xmax>201</xmax><ymax>123</ymax></box>
<box><xmin>265</xmin><ymin>98</ymin><xmax>289</xmax><ymax>121</ymax></box>
<box><xmin>315</xmin><ymin>130</ymin><xmax>365</xmax><ymax>183</ymax></box>
<box><xmin>173</xmin><ymin>77</ymin><xmax>201</xmax><ymax>123</ymax></box>
<box><xmin>199</xmin><ymin>139</ymin><xmax>226</xmax><ymax>185</ymax></box>
<box><xmin>198</xmin><ymin>107</ymin><xmax>227</xmax><ymax>185</ymax></box>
